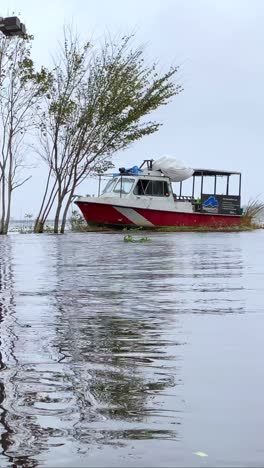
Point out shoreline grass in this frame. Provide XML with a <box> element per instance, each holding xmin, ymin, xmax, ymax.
<box><xmin>13</xmin><ymin>220</ymin><xmax>264</xmax><ymax>234</ymax></box>
<box><xmin>155</xmin><ymin>223</ymin><xmax>263</xmax><ymax>233</ymax></box>
<box><xmin>72</xmin><ymin>222</ymin><xmax>263</xmax><ymax>234</ymax></box>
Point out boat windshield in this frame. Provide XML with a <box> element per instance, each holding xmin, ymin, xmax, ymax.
<box><xmin>113</xmin><ymin>178</ymin><xmax>135</xmax><ymax>194</ymax></box>
<box><xmin>102</xmin><ymin>178</ymin><xmax>118</xmax><ymax>194</ymax></box>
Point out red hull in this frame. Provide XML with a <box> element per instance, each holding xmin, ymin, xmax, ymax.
<box><xmin>75</xmin><ymin>201</ymin><xmax>241</xmax><ymax>228</ymax></box>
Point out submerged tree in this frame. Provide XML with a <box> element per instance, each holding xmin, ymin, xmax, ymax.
<box><xmin>0</xmin><ymin>34</ymin><xmax>49</xmax><ymax>234</ymax></box>
<box><xmin>34</xmin><ymin>29</ymin><xmax>183</xmax><ymax>233</ymax></box>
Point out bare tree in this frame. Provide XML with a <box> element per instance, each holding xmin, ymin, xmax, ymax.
<box><xmin>0</xmin><ymin>34</ymin><xmax>49</xmax><ymax>234</ymax></box>
<box><xmin>34</xmin><ymin>30</ymin><xmax>183</xmax><ymax>234</ymax></box>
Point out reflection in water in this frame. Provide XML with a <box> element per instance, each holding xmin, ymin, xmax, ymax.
<box><xmin>52</xmin><ymin>235</ymin><xmax>181</xmax><ymax>447</ymax></box>
<box><xmin>0</xmin><ymin>238</ymin><xmax>14</xmax><ymax>467</ymax></box>
<box><xmin>0</xmin><ymin>232</ymin><xmax>248</xmax><ymax>466</ymax></box>
<box><xmin>0</xmin><ymin>238</ymin><xmax>40</xmax><ymax>467</ymax></box>
<box><xmin>188</xmin><ymin>238</ymin><xmax>245</xmax><ymax>314</ymax></box>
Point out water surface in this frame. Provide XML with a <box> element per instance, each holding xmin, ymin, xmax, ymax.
<box><xmin>0</xmin><ymin>231</ymin><xmax>264</xmax><ymax>467</ymax></box>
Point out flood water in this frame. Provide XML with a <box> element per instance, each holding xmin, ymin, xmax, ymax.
<box><xmin>0</xmin><ymin>231</ymin><xmax>264</xmax><ymax>467</ymax></box>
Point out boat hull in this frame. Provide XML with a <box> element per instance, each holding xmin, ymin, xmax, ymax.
<box><xmin>75</xmin><ymin>201</ymin><xmax>241</xmax><ymax>228</ymax></box>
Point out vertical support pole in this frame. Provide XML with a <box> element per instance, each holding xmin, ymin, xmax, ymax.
<box><xmin>192</xmin><ymin>175</ymin><xmax>195</xmax><ymax>198</ymax></box>
<box><xmin>120</xmin><ymin>176</ymin><xmax>122</xmax><ymax>198</ymax></box>
<box><xmin>200</xmin><ymin>174</ymin><xmax>204</xmax><ymax>211</ymax></box>
<box><xmin>179</xmin><ymin>181</ymin><xmax>182</xmax><ymax>197</ymax></box>
<box><xmin>239</xmin><ymin>174</ymin><xmax>242</xmax><ymax>197</ymax></box>
<box><xmin>214</xmin><ymin>175</ymin><xmax>217</xmax><ymax>195</ymax></box>
<box><xmin>98</xmin><ymin>175</ymin><xmax>101</xmax><ymax>197</ymax></box>
<box><xmin>226</xmin><ymin>175</ymin><xmax>230</xmax><ymax>195</ymax></box>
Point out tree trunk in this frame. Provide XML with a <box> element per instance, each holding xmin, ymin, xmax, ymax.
<box><xmin>3</xmin><ymin>188</ymin><xmax>12</xmax><ymax>234</ymax></box>
<box><xmin>60</xmin><ymin>195</ymin><xmax>73</xmax><ymax>234</ymax></box>
<box><xmin>0</xmin><ymin>171</ymin><xmax>6</xmax><ymax>235</ymax></box>
<box><xmin>54</xmin><ymin>199</ymin><xmax>63</xmax><ymax>234</ymax></box>
<box><xmin>5</xmin><ymin>144</ymin><xmax>13</xmax><ymax>235</ymax></box>
<box><xmin>34</xmin><ymin>174</ymin><xmax>57</xmax><ymax>233</ymax></box>
<box><xmin>34</xmin><ymin>220</ymin><xmax>45</xmax><ymax>233</ymax></box>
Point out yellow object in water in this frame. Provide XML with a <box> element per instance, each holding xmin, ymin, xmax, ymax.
<box><xmin>195</xmin><ymin>451</ymin><xmax>208</xmax><ymax>457</ymax></box>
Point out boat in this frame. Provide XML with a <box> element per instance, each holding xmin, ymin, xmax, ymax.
<box><xmin>75</xmin><ymin>158</ymin><xmax>242</xmax><ymax>228</ymax></box>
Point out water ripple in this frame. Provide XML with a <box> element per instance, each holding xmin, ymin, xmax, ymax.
<box><xmin>0</xmin><ymin>231</ymin><xmax>263</xmax><ymax>466</ymax></box>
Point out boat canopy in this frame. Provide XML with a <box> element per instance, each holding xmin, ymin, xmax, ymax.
<box><xmin>193</xmin><ymin>169</ymin><xmax>241</xmax><ymax>177</ymax></box>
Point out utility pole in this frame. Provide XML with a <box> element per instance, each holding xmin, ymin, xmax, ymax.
<box><xmin>0</xmin><ymin>16</ymin><xmax>26</xmax><ymax>37</ymax></box>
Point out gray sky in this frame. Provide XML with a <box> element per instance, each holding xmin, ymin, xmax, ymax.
<box><xmin>3</xmin><ymin>0</ymin><xmax>264</xmax><ymax>217</ymax></box>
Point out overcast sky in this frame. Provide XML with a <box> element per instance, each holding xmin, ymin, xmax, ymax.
<box><xmin>2</xmin><ymin>0</ymin><xmax>264</xmax><ymax>217</ymax></box>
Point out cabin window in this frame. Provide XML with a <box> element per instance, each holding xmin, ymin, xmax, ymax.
<box><xmin>113</xmin><ymin>178</ymin><xmax>135</xmax><ymax>194</ymax></box>
<box><xmin>102</xmin><ymin>178</ymin><xmax>118</xmax><ymax>194</ymax></box>
<box><xmin>134</xmin><ymin>179</ymin><xmax>170</xmax><ymax>196</ymax></box>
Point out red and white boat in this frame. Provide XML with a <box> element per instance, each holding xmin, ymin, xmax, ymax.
<box><xmin>75</xmin><ymin>158</ymin><xmax>242</xmax><ymax>228</ymax></box>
